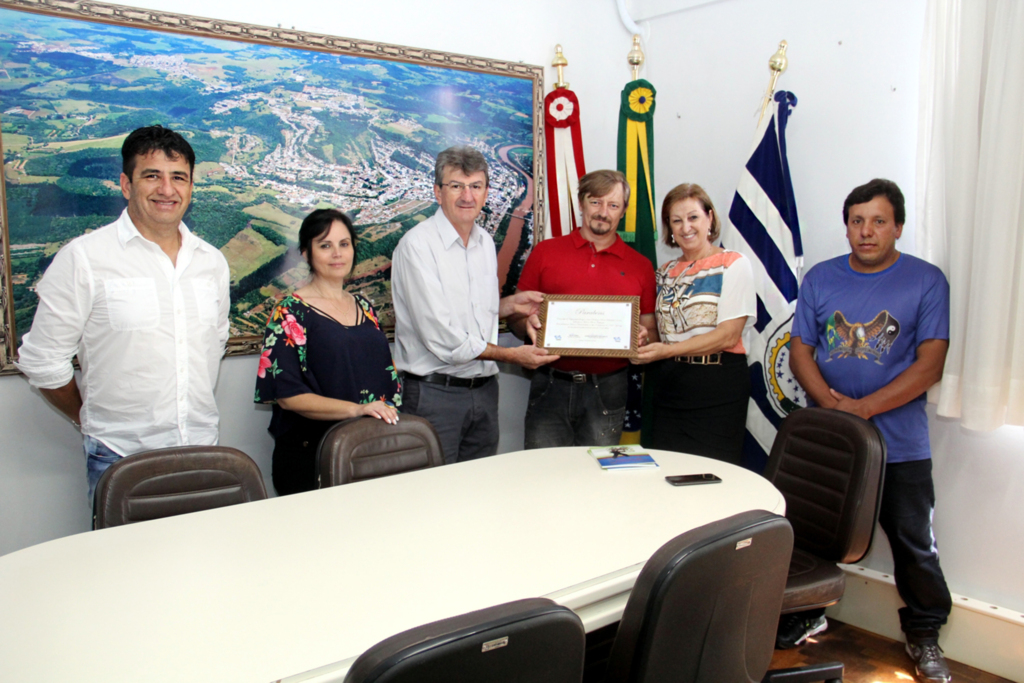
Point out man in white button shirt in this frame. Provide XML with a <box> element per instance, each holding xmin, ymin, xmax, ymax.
<box><xmin>391</xmin><ymin>146</ymin><xmax>557</xmax><ymax>464</ymax></box>
<box><xmin>16</xmin><ymin>125</ymin><xmax>230</xmax><ymax>503</ymax></box>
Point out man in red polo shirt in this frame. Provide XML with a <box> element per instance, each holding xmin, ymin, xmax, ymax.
<box><xmin>512</xmin><ymin>169</ymin><xmax>657</xmax><ymax>448</ymax></box>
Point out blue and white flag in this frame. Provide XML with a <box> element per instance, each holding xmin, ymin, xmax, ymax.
<box><xmin>720</xmin><ymin>90</ymin><xmax>806</xmax><ymax>473</ymax></box>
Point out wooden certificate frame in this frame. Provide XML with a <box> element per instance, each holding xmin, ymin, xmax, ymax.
<box><xmin>536</xmin><ymin>294</ymin><xmax>640</xmax><ymax>359</ymax></box>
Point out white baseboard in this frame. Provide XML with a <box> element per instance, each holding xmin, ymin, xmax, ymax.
<box><xmin>826</xmin><ymin>564</ymin><xmax>1024</xmax><ymax>682</ymax></box>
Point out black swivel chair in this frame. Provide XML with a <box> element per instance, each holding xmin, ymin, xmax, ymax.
<box><xmin>343</xmin><ymin>597</ymin><xmax>586</xmax><ymax>683</ymax></box>
<box><xmin>93</xmin><ymin>445</ymin><xmax>267</xmax><ymax>529</ymax></box>
<box><xmin>603</xmin><ymin>510</ymin><xmax>843</xmax><ymax>683</ymax></box>
<box><xmin>317</xmin><ymin>414</ymin><xmax>444</xmax><ymax>488</ymax></box>
<box><xmin>764</xmin><ymin>407</ymin><xmax>887</xmax><ymax>615</ymax></box>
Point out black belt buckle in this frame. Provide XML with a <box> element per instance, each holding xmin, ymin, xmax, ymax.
<box><xmin>548</xmin><ymin>367</ymin><xmax>589</xmax><ymax>383</ymax></box>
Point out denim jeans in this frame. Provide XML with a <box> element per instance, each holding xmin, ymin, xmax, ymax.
<box><xmin>84</xmin><ymin>435</ymin><xmax>123</xmax><ymax>505</ymax></box>
<box><xmin>879</xmin><ymin>459</ymin><xmax>952</xmax><ymax>638</ymax></box>
<box><xmin>523</xmin><ymin>368</ymin><xmax>628</xmax><ymax>449</ymax></box>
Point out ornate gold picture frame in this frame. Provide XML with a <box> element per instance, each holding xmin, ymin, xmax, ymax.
<box><xmin>0</xmin><ymin>0</ymin><xmax>545</xmax><ymax>373</ymax></box>
<box><xmin>536</xmin><ymin>294</ymin><xmax>640</xmax><ymax>358</ymax></box>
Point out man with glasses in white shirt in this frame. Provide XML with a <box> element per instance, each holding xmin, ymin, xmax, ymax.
<box><xmin>17</xmin><ymin>125</ymin><xmax>230</xmax><ymax>503</ymax></box>
<box><xmin>391</xmin><ymin>146</ymin><xmax>557</xmax><ymax>464</ymax></box>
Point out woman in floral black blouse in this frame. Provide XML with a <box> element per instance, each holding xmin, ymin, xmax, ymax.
<box><xmin>254</xmin><ymin>209</ymin><xmax>401</xmax><ymax>495</ymax></box>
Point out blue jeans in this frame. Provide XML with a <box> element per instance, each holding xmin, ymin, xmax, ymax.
<box><xmin>524</xmin><ymin>368</ymin><xmax>628</xmax><ymax>449</ymax></box>
<box><xmin>84</xmin><ymin>436</ymin><xmax>123</xmax><ymax>505</ymax></box>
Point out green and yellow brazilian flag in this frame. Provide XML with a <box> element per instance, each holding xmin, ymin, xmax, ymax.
<box><xmin>617</xmin><ymin>79</ymin><xmax>658</xmax><ymax>261</ymax></box>
<box><xmin>617</xmin><ymin>79</ymin><xmax>658</xmax><ymax>444</ymax></box>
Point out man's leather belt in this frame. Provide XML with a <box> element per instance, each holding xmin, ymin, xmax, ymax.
<box><xmin>539</xmin><ymin>366</ymin><xmax>628</xmax><ymax>384</ymax></box>
<box><xmin>403</xmin><ymin>372</ymin><xmax>494</xmax><ymax>389</ymax></box>
<box><xmin>673</xmin><ymin>353</ymin><xmax>723</xmax><ymax>365</ymax></box>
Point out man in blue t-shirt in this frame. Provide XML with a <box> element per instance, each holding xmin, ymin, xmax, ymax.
<box><xmin>786</xmin><ymin>179</ymin><xmax>953</xmax><ymax>683</ymax></box>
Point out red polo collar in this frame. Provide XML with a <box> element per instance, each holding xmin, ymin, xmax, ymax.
<box><xmin>568</xmin><ymin>228</ymin><xmax>628</xmax><ymax>259</ymax></box>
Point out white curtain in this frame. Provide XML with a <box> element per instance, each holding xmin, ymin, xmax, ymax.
<box><xmin>916</xmin><ymin>0</ymin><xmax>1024</xmax><ymax>431</ymax></box>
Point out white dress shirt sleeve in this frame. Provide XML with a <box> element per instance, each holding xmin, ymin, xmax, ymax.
<box><xmin>215</xmin><ymin>253</ymin><xmax>231</xmax><ymax>355</ymax></box>
<box><xmin>15</xmin><ymin>243</ymin><xmax>93</xmax><ymax>390</ymax></box>
<box><xmin>392</xmin><ymin>237</ymin><xmax>488</xmax><ymax>367</ymax></box>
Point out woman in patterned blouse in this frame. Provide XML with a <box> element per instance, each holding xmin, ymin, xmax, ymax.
<box><xmin>631</xmin><ymin>184</ymin><xmax>756</xmax><ymax>465</ymax></box>
<box><xmin>254</xmin><ymin>209</ymin><xmax>401</xmax><ymax>495</ymax></box>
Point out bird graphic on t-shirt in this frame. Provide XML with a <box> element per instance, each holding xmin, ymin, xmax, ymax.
<box><xmin>826</xmin><ymin>310</ymin><xmax>901</xmax><ymax>364</ymax></box>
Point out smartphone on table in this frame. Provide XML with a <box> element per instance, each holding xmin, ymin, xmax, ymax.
<box><xmin>665</xmin><ymin>473</ymin><xmax>722</xmax><ymax>486</ymax></box>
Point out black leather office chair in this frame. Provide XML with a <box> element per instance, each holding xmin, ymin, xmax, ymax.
<box><xmin>343</xmin><ymin>597</ymin><xmax>586</xmax><ymax>683</ymax></box>
<box><xmin>317</xmin><ymin>414</ymin><xmax>443</xmax><ymax>487</ymax></box>
<box><xmin>603</xmin><ymin>510</ymin><xmax>843</xmax><ymax>683</ymax></box>
<box><xmin>93</xmin><ymin>446</ymin><xmax>267</xmax><ymax>529</ymax></box>
<box><xmin>763</xmin><ymin>407</ymin><xmax>887</xmax><ymax>614</ymax></box>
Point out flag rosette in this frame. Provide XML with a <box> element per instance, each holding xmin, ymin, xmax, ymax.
<box><xmin>549</xmin><ymin>96</ymin><xmax>574</xmax><ymax>120</ymax></box>
<box><xmin>545</xmin><ymin>90</ymin><xmax>581</xmax><ymax>127</ymax></box>
<box><xmin>621</xmin><ymin>80</ymin><xmax>656</xmax><ymax>123</ymax></box>
<box><xmin>627</xmin><ymin>86</ymin><xmax>654</xmax><ymax>116</ymax></box>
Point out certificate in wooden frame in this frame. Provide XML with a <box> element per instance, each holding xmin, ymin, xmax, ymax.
<box><xmin>0</xmin><ymin>0</ymin><xmax>545</xmax><ymax>374</ymax></box>
<box><xmin>536</xmin><ymin>294</ymin><xmax>640</xmax><ymax>358</ymax></box>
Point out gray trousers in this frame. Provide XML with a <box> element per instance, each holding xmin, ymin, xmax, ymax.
<box><xmin>402</xmin><ymin>376</ymin><xmax>500</xmax><ymax>465</ymax></box>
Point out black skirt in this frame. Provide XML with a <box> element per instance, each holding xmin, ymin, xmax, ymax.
<box><xmin>271</xmin><ymin>415</ymin><xmax>334</xmax><ymax>496</ymax></box>
<box><xmin>649</xmin><ymin>352</ymin><xmax>751</xmax><ymax>466</ymax></box>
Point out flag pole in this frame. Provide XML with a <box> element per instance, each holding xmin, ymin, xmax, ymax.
<box><xmin>757</xmin><ymin>40</ymin><xmax>789</xmax><ymax>127</ymax></box>
<box><xmin>552</xmin><ymin>44</ymin><xmax>568</xmax><ymax>89</ymax></box>
<box><xmin>627</xmin><ymin>34</ymin><xmax>644</xmax><ymax>80</ymax></box>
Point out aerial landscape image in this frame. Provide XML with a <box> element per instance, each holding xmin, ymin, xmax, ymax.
<box><xmin>0</xmin><ymin>6</ymin><xmax>537</xmax><ymax>347</ymax></box>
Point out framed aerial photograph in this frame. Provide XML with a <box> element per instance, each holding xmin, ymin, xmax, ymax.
<box><xmin>0</xmin><ymin>0</ymin><xmax>545</xmax><ymax>373</ymax></box>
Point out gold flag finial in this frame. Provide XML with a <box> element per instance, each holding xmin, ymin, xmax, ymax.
<box><xmin>627</xmin><ymin>34</ymin><xmax>644</xmax><ymax>81</ymax></box>
<box><xmin>758</xmin><ymin>40</ymin><xmax>789</xmax><ymax>126</ymax></box>
<box><xmin>552</xmin><ymin>45</ymin><xmax>569</xmax><ymax>89</ymax></box>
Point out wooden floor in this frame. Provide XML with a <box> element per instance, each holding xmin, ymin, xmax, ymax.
<box><xmin>770</xmin><ymin>618</ymin><xmax>1012</xmax><ymax>683</ymax></box>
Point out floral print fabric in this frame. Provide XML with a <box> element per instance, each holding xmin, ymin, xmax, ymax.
<box><xmin>254</xmin><ymin>293</ymin><xmax>401</xmax><ymax>421</ymax></box>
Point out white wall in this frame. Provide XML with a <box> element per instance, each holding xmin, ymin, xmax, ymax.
<box><xmin>637</xmin><ymin>0</ymin><xmax>924</xmax><ymax>268</ymax></box>
<box><xmin>3</xmin><ymin>0</ymin><xmax>1023</xmax><ymax>620</ymax></box>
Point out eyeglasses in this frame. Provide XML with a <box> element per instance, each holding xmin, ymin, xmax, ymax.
<box><xmin>439</xmin><ymin>181</ymin><xmax>487</xmax><ymax>194</ymax></box>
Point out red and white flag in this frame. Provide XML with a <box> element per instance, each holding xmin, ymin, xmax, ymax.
<box><xmin>544</xmin><ymin>88</ymin><xmax>586</xmax><ymax>239</ymax></box>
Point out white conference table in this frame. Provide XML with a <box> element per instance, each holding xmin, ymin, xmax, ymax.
<box><xmin>0</xmin><ymin>447</ymin><xmax>784</xmax><ymax>683</ymax></box>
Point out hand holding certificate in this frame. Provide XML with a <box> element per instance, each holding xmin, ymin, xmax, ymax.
<box><xmin>536</xmin><ymin>294</ymin><xmax>640</xmax><ymax>358</ymax></box>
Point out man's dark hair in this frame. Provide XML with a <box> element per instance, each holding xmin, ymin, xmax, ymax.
<box><xmin>121</xmin><ymin>125</ymin><xmax>196</xmax><ymax>178</ymax></box>
<box><xmin>298</xmin><ymin>208</ymin><xmax>358</xmax><ymax>272</ymax></box>
<box><xmin>843</xmin><ymin>178</ymin><xmax>906</xmax><ymax>225</ymax></box>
